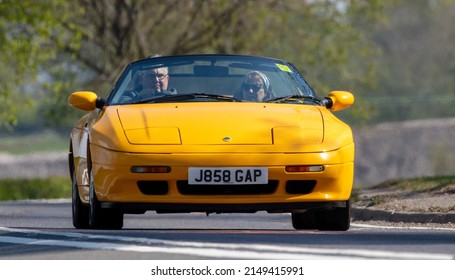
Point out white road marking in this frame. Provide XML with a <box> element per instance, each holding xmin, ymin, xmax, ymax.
<box><xmin>0</xmin><ymin>227</ymin><xmax>453</xmax><ymax>260</ymax></box>
<box><xmin>352</xmin><ymin>223</ymin><xmax>455</xmax><ymax>231</ymax></box>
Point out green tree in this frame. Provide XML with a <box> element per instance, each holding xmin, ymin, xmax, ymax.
<box><xmin>367</xmin><ymin>0</ymin><xmax>455</xmax><ymax>123</ymax></box>
<box><xmin>0</xmin><ymin>0</ymin><xmax>82</xmax><ymax>129</ymax></box>
<box><xmin>1</xmin><ymin>0</ymin><xmax>385</xmax><ymax>129</ymax></box>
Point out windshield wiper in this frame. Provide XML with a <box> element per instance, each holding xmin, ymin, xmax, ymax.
<box><xmin>266</xmin><ymin>95</ymin><xmax>322</xmax><ymax>104</ymax></box>
<box><xmin>140</xmin><ymin>93</ymin><xmax>242</xmax><ymax>103</ymax></box>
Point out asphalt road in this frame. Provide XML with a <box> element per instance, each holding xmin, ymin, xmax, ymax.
<box><xmin>0</xmin><ymin>200</ymin><xmax>454</xmax><ymax>260</ymax></box>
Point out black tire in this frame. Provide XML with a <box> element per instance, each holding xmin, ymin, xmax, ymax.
<box><xmin>72</xmin><ymin>169</ymin><xmax>89</xmax><ymax>229</ymax></box>
<box><xmin>316</xmin><ymin>200</ymin><xmax>351</xmax><ymax>231</ymax></box>
<box><xmin>291</xmin><ymin>210</ymin><xmax>318</xmax><ymax>230</ymax></box>
<box><xmin>88</xmin><ymin>169</ymin><xmax>103</xmax><ymax>229</ymax></box>
<box><xmin>88</xmin><ymin>169</ymin><xmax>124</xmax><ymax>230</ymax></box>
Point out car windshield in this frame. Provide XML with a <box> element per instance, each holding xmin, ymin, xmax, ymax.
<box><xmin>107</xmin><ymin>54</ymin><xmax>319</xmax><ymax>105</ymax></box>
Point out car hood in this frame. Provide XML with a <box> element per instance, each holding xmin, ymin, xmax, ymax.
<box><xmin>116</xmin><ymin>103</ymin><xmax>324</xmax><ymax>145</ymax></box>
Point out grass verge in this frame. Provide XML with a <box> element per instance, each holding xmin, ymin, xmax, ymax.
<box><xmin>368</xmin><ymin>175</ymin><xmax>455</xmax><ymax>193</ymax></box>
<box><xmin>0</xmin><ymin>130</ymin><xmax>68</xmax><ymax>154</ymax></box>
<box><xmin>0</xmin><ymin>176</ymin><xmax>71</xmax><ymax>201</ymax></box>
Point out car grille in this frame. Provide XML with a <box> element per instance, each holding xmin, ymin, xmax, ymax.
<box><xmin>176</xmin><ymin>180</ymin><xmax>279</xmax><ymax>195</ymax></box>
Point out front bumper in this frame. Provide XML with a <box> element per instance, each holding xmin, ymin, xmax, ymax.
<box><xmin>87</xmin><ymin>143</ymin><xmax>354</xmax><ymax>211</ymax></box>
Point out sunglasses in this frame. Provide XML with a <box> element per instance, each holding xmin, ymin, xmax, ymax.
<box><xmin>242</xmin><ymin>83</ymin><xmax>264</xmax><ymax>92</ymax></box>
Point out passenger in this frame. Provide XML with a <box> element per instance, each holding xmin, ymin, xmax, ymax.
<box><xmin>234</xmin><ymin>71</ymin><xmax>274</xmax><ymax>102</ymax></box>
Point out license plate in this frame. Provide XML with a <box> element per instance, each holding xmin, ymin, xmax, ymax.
<box><xmin>188</xmin><ymin>167</ymin><xmax>268</xmax><ymax>185</ymax></box>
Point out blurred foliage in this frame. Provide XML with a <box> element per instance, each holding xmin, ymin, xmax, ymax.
<box><xmin>0</xmin><ymin>0</ymin><xmax>385</xmax><ymax>130</ymax></box>
<box><xmin>1</xmin><ymin>0</ymin><xmax>454</xmax><ymax>131</ymax></box>
<box><xmin>0</xmin><ymin>130</ymin><xmax>68</xmax><ymax>154</ymax></box>
<box><xmin>0</xmin><ymin>0</ymin><xmax>82</xmax><ymax>129</ymax></box>
<box><xmin>0</xmin><ymin>176</ymin><xmax>71</xmax><ymax>201</ymax></box>
<box><xmin>365</xmin><ymin>0</ymin><xmax>455</xmax><ymax>123</ymax></box>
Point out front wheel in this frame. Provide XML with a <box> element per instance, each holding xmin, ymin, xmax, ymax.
<box><xmin>292</xmin><ymin>200</ymin><xmax>351</xmax><ymax>231</ymax></box>
<box><xmin>72</xmin><ymin>169</ymin><xmax>89</xmax><ymax>229</ymax></box>
<box><xmin>88</xmin><ymin>169</ymin><xmax>124</xmax><ymax>230</ymax></box>
<box><xmin>291</xmin><ymin>210</ymin><xmax>317</xmax><ymax>230</ymax></box>
<box><xmin>316</xmin><ymin>200</ymin><xmax>351</xmax><ymax>231</ymax></box>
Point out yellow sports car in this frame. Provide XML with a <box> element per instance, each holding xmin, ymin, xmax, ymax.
<box><xmin>68</xmin><ymin>54</ymin><xmax>354</xmax><ymax>230</ymax></box>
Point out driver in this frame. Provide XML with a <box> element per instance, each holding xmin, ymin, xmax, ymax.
<box><xmin>140</xmin><ymin>66</ymin><xmax>177</xmax><ymax>96</ymax></box>
<box><xmin>120</xmin><ymin>66</ymin><xmax>176</xmax><ymax>103</ymax></box>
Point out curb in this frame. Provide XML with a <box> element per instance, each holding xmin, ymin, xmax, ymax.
<box><xmin>352</xmin><ymin>207</ymin><xmax>455</xmax><ymax>224</ymax></box>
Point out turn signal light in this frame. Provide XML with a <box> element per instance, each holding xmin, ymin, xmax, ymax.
<box><xmin>131</xmin><ymin>166</ymin><xmax>171</xmax><ymax>173</ymax></box>
<box><xmin>285</xmin><ymin>165</ymin><xmax>324</xmax><ymax>172</ymax></box>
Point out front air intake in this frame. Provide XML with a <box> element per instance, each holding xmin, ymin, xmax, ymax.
<box><xmin>285</xmin><ymin>180</ymin><xmax>316</xmax><ymax>194</ymax></box>
<box><xmin>137</xmin><ymin>181</ymin><xmax>169</xmax><ymax>195</ymax></box>
<box><xmin>177</xmin><ymin>180</ymin><xmax>278</xmax><ymax>195</ymax></box>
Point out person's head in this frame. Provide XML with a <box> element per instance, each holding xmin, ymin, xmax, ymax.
<box><xmin>143</xmin><ymin>67</ymin><xmax>169</xmax><ymax>93</ymax></box>
<box><xmin>241</xmin><ymin>71</ymin><xmax>270</xmax><ymax>102</ymax></box>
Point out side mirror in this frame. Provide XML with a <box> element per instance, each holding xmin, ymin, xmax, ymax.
<box><xmin>68</xmin><ymin>91</ymin><xmax>106</xmax><ymax>111</ymax></box>
<box><xmin>323</xmin><ymin>91</ymin><xmax>354</xmax><ymax>111</ymax></box>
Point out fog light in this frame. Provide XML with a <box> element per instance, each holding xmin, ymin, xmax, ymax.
<box><xmin>285</xmin><ymin>165</ymin><xmax>324</xmax><ymax>172</ymax></box>
<box><xmin>131</xmin><ymin>166</ymin><xmax>171</xmax><ymax>173</ymax></box>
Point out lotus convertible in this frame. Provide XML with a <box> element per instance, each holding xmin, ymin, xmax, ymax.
<box><xmin>68</xmin><ymin>54</ymin><xmax>355</xmax><ymax>230</ymax></box>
